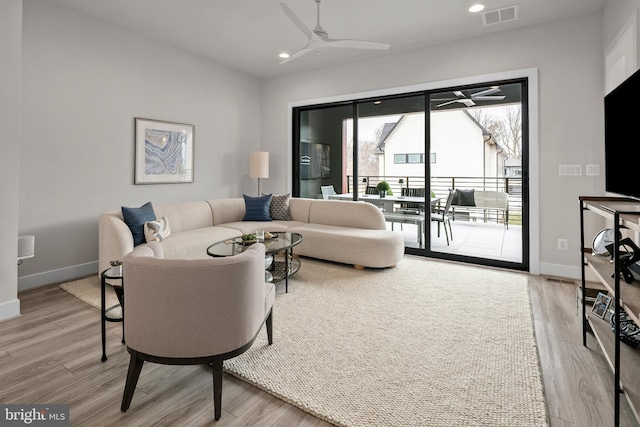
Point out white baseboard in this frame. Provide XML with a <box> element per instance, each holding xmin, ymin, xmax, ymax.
<box><xmin>0</xmin><ymin>298</ymin><xmax>20</xmax><ymax>322</ymax></box>
<box><xmin>18</xmin><ymin>261</ymin><xmax>99</xmax><ymax>292</ymax></box>
<box><xmin>539</xmin><ymin>261</ymin><xmax>599</xmax><ymax>282</ymax></box>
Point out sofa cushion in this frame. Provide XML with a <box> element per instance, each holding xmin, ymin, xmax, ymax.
<box><xmin>122</xmin><ymin>202</ymin><xmax>156</xmax><ymax>246</ymax></box>
<box><xmin>266</xmin><ymin>193</ymin><xmax>291</xmax><ymax>221</ymax></box>
<box><xmin>288</xmin><ymin>198</ymin><xmax>313</xmax><ymax>222</ymax></box>
<box><xmin>208</xmin><ymin>198</ymin><xmax>245</xmax><ymax>226</ymax></box>
<box><xmin>144</xmin><ymin>216</ymin><xmax>171</xmax><ymax>242</ymax></box>
<box><xmin>308</xmin><ymin>200</ymin><xmax>386</xmax><ymax>230</ymax></box>
<box><xmin>154</xmin><ymin>201</ymin><xmax>214</xmax><ymax>234</ymax></box>
<box><xmin>159</xmin><ymin>226</ymin><xmax>240</xmax><ymax>260</ymax></box>
<box><xmin>243</xmin><ymin>194</ymin><xmax>272</xmax><ymax>221</ymax></box>
<box><xmin>451</xmin><ymin>189</ymin><xmax>475</xmax><ymax>206</ymax></box>
<box><xmin>221</xmin><ymin>220</ymin><xmax>305</xmax><ymax>235</ymax></box>
<box><xmin>289</xmin><ymin>223</ymin><xmax>404</xmax><ymax>268</ymax></box>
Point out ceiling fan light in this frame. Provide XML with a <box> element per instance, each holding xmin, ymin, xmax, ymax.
<box><xmin>278</xmin><ymin>52</ymin><xmax>290</xmax><ymax>59</ymax></box>
<box><xmin>469</xmin><ymin>4</ymin><xmax>485</xmax><ymax>13</ymax></box>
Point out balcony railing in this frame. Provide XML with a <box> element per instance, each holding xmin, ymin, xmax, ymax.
<box><xmin>346</xmin><ymin>175</ymin><xmax>523</xmax><ymax>225</ymax></box>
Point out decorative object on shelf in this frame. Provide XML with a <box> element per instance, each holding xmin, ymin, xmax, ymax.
<box><xmin>592</xmin><ymin>228</ymin><xmax>616</xmax><ymax>255</ymax></box>
<box><xmin>110</xmin><ymin>260</ymin><xmax>123</xmax><ymax>276</ymax></box>
<box><xmin>376</xmin><ymin>180</ymin><xmax>391</xmax><ymax>198</ymax></box>
<box><xmin>592</xmin><ymin>292</ymin><xmax>612</xmax><ymax>318</ymax></box>
<box><xmin>610</xmin><ymin>309</ymin><xmax>640</xmax><ymax>347</ymax></box>
<box><xmin>250</xmin><ymin>151</ymin><xmax>269</xmax><ymax>195</ymax></box>
<box><xmin>134</xmin><ymin>118</ymin><xmax>194</xmax><ymax>184</ymax></box>
<box><xmin>605</xmin><ymin>237</ymin><xmax>640</xmax><ymax>284</ymax></box>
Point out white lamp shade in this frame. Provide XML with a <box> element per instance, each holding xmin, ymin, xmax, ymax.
<box><xmin>250</xmin><ymin>151</ymin><xmax>269</xmax><ymax>179</ymax></box>
<box><xmin>18</xmin><ymin>235</ymin><xmax>35</xmax><ymax>260</ymax></box>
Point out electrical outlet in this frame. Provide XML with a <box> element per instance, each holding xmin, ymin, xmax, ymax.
<box><xmin>557</xmin><ymin>238</ymin><xmax>568</xmax><ymax>251</ymax></box>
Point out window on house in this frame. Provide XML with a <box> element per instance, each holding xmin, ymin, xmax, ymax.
<box><xmin>430</xmin><ymin>153</ymin><xmax>436</xmax><ymax>164</ymax></box>
<box><xmin>408</xmin><ymin>154</ymin><xmax>422</xmax><ymax>164</ymax></box>
<box><xmin>394</xmin><ymin>153</ymin><xmax>424</xmax><ymax>164</ymax></box>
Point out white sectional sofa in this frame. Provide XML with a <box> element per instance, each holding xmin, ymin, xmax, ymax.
<box><xmin>99</xmin><ymin>197</ymin><xmax>405</xmax><ymax>273</ymax></box>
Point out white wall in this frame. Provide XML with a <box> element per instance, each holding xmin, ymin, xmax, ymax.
<box><xmin>262</xmin><ymin>12</ymin><xmax>605</xmax><ymax>278</ymax></box>
<box><xmin>604</xmin><ymin>0</ymin><xmax>640</xmax><ymax>57</ymax></box>
<box><xmin>17</xmin><ymin>0</ymin><xmax>262</xmax><ymax>290</ymax></box>
<box><xmin>0</xmin><ymin>0</ymin><xmax>23</xmax><ymax>321</ymax></box>
<box><xmin>430</xmin><ymin>111</ymin><xmax>485</xmax><ymax>178</ymax></box>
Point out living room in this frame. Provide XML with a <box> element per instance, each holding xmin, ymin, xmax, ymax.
<box><xmin>1</xmin><ymin>0</ymin><xmax>636</xmax><ymax>425</ymax></box>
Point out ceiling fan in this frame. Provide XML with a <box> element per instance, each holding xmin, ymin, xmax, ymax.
<box><xmin>279</xmin><ymin>0</ymin><xmax>390</xmax><ymax>64</ymax></box>
<box><xmin>433</xmin><ymin>88</ymin><xmax>506</xmax><ymax>108</ymax></box>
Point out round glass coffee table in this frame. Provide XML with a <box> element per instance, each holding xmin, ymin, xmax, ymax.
<box><xmin>207</xmin><ymin>232</ymin><xmax>303</xmax><ymax>293</ymax></box>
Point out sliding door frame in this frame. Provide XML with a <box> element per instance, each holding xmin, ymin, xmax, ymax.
<box><xmin>288</xmin><ymin>69</ymin><xmax>539</xmax><ymax>274</ymax></box>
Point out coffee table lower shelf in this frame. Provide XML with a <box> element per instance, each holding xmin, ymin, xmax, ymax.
<box><xmin>270</xmin><ymin>256</ymin><xmax>301</xmax><ymax>284</ymax></box>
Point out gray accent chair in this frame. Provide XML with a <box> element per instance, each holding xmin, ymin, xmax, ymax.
<box><xmin>120</xmin><ymin>241</ymin><xmax>274</xmax><ymax>421</ymax></box>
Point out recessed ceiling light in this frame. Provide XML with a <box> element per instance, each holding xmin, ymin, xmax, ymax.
<box><xmin>279</xmin><ymin>52</ymin><xmax>290</xmax><ymax>59</ymax></box>
<box><xmin>469</xmin><ymin>4</ymin><xmax>485</xmax><ymax>13</ymax></box>
<box><xmin>373</xmin><ymin>101</ymin><xmax>382</xmax><ymax>105</ymax></box>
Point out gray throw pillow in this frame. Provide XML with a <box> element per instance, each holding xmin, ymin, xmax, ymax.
<box><xmin>264</xmin><ymin>193</ymin><xmax>291</xmax><ymax>220</ymax></box>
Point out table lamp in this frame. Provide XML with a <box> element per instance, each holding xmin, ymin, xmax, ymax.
<box><xmin>250</xmin><ymin>151</ymin><xmax>269</xmax><ymax>195</ymax></box>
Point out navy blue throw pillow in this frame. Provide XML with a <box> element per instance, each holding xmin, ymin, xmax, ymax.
<box><xmin>122</xmin><ymin>202</ymin><xmax>156</xmax><ymax>246</ymax></box>
<box><xmin>243</xmin><ymin>194</ymin><xmax>272</xmax><ymax>221</ymax></box>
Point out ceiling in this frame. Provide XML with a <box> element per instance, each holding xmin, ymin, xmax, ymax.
<box><xmin>47</xmin><ymin>0</ymin><xmax>607</xmax><ymax>79</ymax></box>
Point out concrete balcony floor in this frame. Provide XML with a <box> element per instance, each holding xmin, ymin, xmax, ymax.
<box><xmin>388</xmin><ymin>219</ymin><xmax>523</xmax><ymax>263</ymax></box>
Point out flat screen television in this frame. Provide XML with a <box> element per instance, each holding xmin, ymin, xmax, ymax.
<box><xmin>604</xmin><ymin>67</ymin><xmax>640</xmax><ymax>200</ymax></box>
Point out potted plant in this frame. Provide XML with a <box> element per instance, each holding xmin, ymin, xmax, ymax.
<box><xmin>376</xmin><ymin>181</ymin><xmax>392</xmax><ymax>198</ymax></box>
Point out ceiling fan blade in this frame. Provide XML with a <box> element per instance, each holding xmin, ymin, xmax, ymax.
<box><xmin>471</xmin><ymin>88</ymin><xmax>500</xmax><ymax>97</ymax></box>
<box><xmin>460</xmin><ymin>99</ymin><xmax>476</xmax><ymax>107</ymax></box>
<box><xmin>431</xmin><ymin>98</ymin><xmax>457</xmax><ymax>102</ymax></box>
<box><xmin>472</xmin><ymin>96</ymin><xmax>506</xmax><ymax>101</ymax></box>
<box><xmin>453</xmin><ymin>90</ymin><xmax>465</xmax><ymax>97</ymax></box>
<box><xmin>327</xmin><ymin>38</ymin><xmax>390</xmax><ymax>50</ymax></box>
<box><xmin>436</xmin><ymin>100</ymin><xmax>459</xmax><ymax>107</ymax></box>
<box><xmin>279</xmin><ymin>46</ymin><xmax>315</xmax><ymax>64</ymax></box>
<box><xmin>280</xmin><ymin>3</ymin><xmax>313</xmax><ymax>40</ymax></box>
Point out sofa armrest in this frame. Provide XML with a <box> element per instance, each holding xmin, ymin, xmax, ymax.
<box><xmin>99</xmin><ymin>210</ymin><xmax>135</xmax><ymax>274</ymax></box>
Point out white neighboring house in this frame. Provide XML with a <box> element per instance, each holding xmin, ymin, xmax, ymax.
<box><xmin>378</xmin><ymin>111</ymin><xmax>508</xmax><ymax>180</ymax></box>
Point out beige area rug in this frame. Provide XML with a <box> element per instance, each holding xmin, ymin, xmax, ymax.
<box><xmin>227</xmin><ymin>257</ymin><xmax>548</xmax><ymax>427</ymax></box>
<box><xmin>60</xmin><ymin>257</ymin><xmax>548</xmax><ymax>426</ymax></box>
<box><xmin>60</xmin><ymin>274</ymin><xmax>121</xmax><ymax>318</ymax></box>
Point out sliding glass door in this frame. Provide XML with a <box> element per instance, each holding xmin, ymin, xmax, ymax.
<box><xmin>427</xmin><ymin>80</ymin><xmax>528</xmax><ymax>270</ymax></box>
<box><xmin>292</xmin><ymin>78</ymin><xmax>529</xmax><ymax>271</ymax></box>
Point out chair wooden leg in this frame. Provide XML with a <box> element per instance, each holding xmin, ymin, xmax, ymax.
<box><xmin>121</xmin><ymin>350</ymin><xmax>144</xmax><ymax>412</ymax></box>
<box><xmin>212</xmin><ymin>359</ymin><xmax>223</xmax><ymax>421</ymax></box>
<box><xmin>447</xmin><ymin>220</ymin><xmax>453</xmax><ymax>241</ymax></box>
<box><xmin>437</xmin><ymin>221</ymin><xmax>441</xmax><ymax>237</ymax></box>
<box><xmin>266</xmin><ymin>309</ymin><xmax>273</xmax><ymax>345</ymax></box>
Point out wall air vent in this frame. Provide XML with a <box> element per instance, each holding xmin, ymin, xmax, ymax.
<box><xmin>482</xmin><ymin>4</ymin><xmax>519</xmax><ymax>26</ymax></box>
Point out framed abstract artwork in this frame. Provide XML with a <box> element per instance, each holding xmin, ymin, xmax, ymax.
<box><xmin>134</xmin><ymin>118</ymin><xmax>194</xmax><ymax>184</ymax></box>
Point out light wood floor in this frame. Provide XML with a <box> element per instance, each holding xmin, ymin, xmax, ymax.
<box><xmin>1</xmin><ymin>272</ymin><xmax>638</xmax><ymax>426</ymax></box>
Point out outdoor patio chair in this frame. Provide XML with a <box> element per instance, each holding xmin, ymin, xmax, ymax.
<box><xmin>320</xmin><ymin>185</ymin><xmax>337</xmax><ymax>199</ymax></box>
<box><xmin>396</xmin><ymin>187</ymin><xmax>425</xmax><ymax>214</ymax></box>
<box><xmin>431</xmin><ymin>190</ymin><xmax>455</xmax><ymax>245</ymax></box>
<box><xmin>365</xmin><ymin>186</ymin><xmax>378</xmax><ymax>195</ymax></box>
